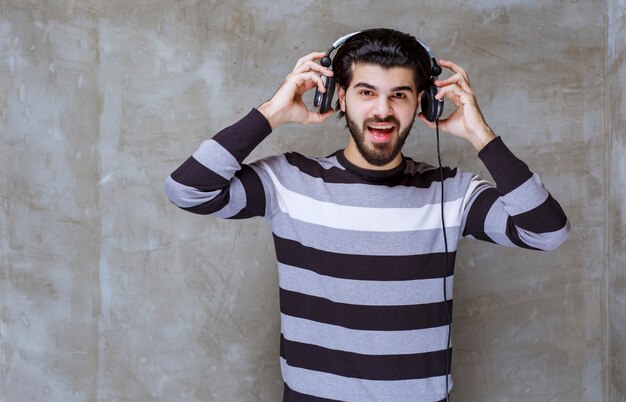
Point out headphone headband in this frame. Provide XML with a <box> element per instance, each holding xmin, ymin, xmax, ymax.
<box><xmin>331</xmin><ymin>31</ymin><xmax>362</xmax><ymax>49</ymax></box>
<box><xmin>325</xmin><ymin>30</ymin><xmax>441</xmax><ymax>78</ymax></box>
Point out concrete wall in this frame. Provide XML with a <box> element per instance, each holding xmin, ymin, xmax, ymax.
<box><xmin>608</xmin><ymin>0</ymin><xmax>626</xmax><ymax>401</ymax></box>
<box><xmin>0</xmin><ymin>1</ymin><xmax>615</xmax><ymax>401</ymax></box>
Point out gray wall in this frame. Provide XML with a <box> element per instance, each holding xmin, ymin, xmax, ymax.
<box><xmin>0</xmin><ymin>1</ymin><xmax>621</xmax><ymax>401</ymax></box>
<box><xmin>609</xmin><ymin>0</ymin><xmax>626</xmax><ymax>401</ymax></box>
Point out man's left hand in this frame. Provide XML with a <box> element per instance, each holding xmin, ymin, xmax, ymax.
<box><xmin>418</xmin><ymin>59</ymin><xmax>496</xmax><ymax>152</ymax></box>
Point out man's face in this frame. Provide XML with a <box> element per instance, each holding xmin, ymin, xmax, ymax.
<box><xmin>338</xmin><ymin>63</ymin><xmax>419</xmax><ymax>169</ymax></box>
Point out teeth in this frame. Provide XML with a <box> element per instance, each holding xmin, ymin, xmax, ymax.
<box><xmin>369</xmin><ymin>125</ymin><xmax>393</xmax><ymax>129</ymax></box>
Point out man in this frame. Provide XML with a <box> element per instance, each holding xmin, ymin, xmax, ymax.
<box><xmin>164</xmin><ymin>29</ymin><xmax>569</xmax><ymax>402</ymax></box>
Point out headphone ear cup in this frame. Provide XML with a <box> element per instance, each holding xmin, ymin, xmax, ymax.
<box><xmin>421</xmin><ymin>86</ymin><xmax>443</xmax><ymax>122</ymax></box>
<box><xmin>314</xmin><ymin>76</ymin><xmax>335</xmax><ymax>114</ymax></box>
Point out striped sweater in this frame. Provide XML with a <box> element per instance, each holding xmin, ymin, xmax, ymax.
<box><xmin>164</xmin><ymin>109</ymin><xmax>570</xmax><ymax>401</ymax></box>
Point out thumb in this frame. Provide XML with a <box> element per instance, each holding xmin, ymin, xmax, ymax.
<box><xmin>306</xmin><ymin>109</ymin><xmax>335</xmax><ymax>125</ymax></box>
<box><xmin>417</xmin><ymin>112</ymin><xmax>437</xmax><ymax>129</ymax></box>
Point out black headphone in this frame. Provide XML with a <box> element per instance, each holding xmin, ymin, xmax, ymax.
<box><xmin>314</xmin><ymin>31</ymin><xmax>444</xmax><ymax>122</ymax></box>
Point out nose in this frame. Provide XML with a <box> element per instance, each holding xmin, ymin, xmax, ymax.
<box><xmin>373</xmin><ymin>97</ymin><xmax>392</xmax><ymax>118</ymax></box>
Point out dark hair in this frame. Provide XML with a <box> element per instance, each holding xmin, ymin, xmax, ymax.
<box><xmin>332</xmin><ymin>28</ymin><xmax>433</xmax><ymax>117</ymax></box>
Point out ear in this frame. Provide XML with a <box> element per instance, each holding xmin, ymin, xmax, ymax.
<box><xmin>337</xmin><ymin>85</ymin><xmax>347</xmax><ymax>112</ymax></box>
<box><xmin>417</xmin><ymin>91</ymin><xmax>424</xmax><ymax>113</ymax></box>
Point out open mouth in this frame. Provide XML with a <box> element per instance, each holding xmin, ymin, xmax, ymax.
<box><xmin>367</xmin><ymin>123</ymin><xmax>396</xmax><ymax>142</ymax></box>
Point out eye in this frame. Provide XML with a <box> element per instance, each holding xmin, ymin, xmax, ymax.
<box><xmin>392</xmin><ymin>92</ymin><xmax>407</xmax><ymax>99</ymax></box>
<box><xmin>359</xmin><ymin>90</ymin><xmax>373</xmax><ymax>97</ymax></box>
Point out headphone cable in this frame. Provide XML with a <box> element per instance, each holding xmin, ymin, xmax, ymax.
<box><xmin>436</xmin><ymin>120</ymin><xmax>451</xmax><ymax>402</ymax></box>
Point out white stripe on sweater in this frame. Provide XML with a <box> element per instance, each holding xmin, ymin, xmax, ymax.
<box><xmin>259</xmin><ymin>160</ymin><xmax>466</xmax><ymax>232</ymax></box>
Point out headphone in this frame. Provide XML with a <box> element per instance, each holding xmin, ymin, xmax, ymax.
<box><xmin>313</xmin><ymin>30</ymin><xmax>444</xmax><ymax>122</ymax></box>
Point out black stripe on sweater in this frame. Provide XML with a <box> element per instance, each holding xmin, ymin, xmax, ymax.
<box><xmin>283</xmin><ymin>385</ymin><xmax>449</xmax><ymax>402</ymax></box>
<box><xmin>283</xmin><ymin>383</ymin><xmax>342</xmax><ymax>402</ymax></box>
<box><xmin>211</xmin><ymin>109</ymin><xmax>273</xmax><ymax>162</ymax></box>
<box><xmin>280</xmin><ymin>289</ymin><xmax>452</xmax><ymax>331</ymax></box>
<box><xmin>228</xmin><ymin>165</ymin><xmax>266</xmax><ymax>219</ymax></box>
<box><xmin>183</xmin><ymin>188</ymin><xmax>231</xmax><ymax>215</ymax></box>
<box><xmin>183</xmin><ymin>165</ymin><xmax>266</xmax><ymax>217</ymax></box>
<box><xmin>171</xmin><ymin>156</ymin><xmax>229</xmax><ymax>191</ymax></box>
<box><xmin>478</xmin><ymin>136</ymin><xmax>534</xmax><ymax>194</ymax></box>
<box><xmin>504</xmin><ymin>217</ymin><xmax>541</xmax><ymax>250</ymax></box>
<box><xmin>462</xmin><ymin>187</ymin><xmax>499</xmax><ymax>242</ymax></box>
<box><xmin>512</xmin><ymin>194</ymin><xmax>568</xmax><ymax>234</ymax></box>
<box><xmin>284</xmin><ymin>152</ymin><xmax>459</xmax><ymax>187</ymax></box>
<box><xmin>273</xmin><ymin>235</ymin><xmax>456</xmax><ymax>281</ymax></box>
<box><xmin>492</xmin><ymin>160</ymin><xmax>534</xmax><ymax>195</ymax></box>
<box><xmin>280</xmin><ymin>335</ymin><xmax>452</xmax><ymax>380</ymax></box>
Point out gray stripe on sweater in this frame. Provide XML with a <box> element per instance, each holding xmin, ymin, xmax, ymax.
<box><xmin>280</xmin><ymin>359</ymin><xmax>450</xmax><ymax>402</ymax></box>
<box><xmin>501</xmin><ymin>173</ymin><xmax>550</xmax><ymax>216</ymax></box>
<box><xmin>270</xmin><ymin>211</ymin><xmax>462</xmax><ymax>255</ymax></box>
<box><xmin>484</xmin><ymin>199</ymin><xmax>570</xmax><ymax>249</ymax></box>
<box><xmin>514</xmin><ymin>223</ymin><xmax>571</xmax><ymax>250</ymax></box>
<box><xmin>163</xmin><ymin>176</ymin><xmax>223</xmax><ymax>208</ymax></box>
<box><xmin>483</xmin><ymin>199</ymin><xmax>518</xmax><ymax>247</ymax></box>
<box><xmin>192</xmin><ymin>139</ymin><xmax>240</xmax><ymax>180</ymax></box>
<box><xmin>278</xmin><ymin>263</ymin><xmax>453</xmax><ymax>305</ymax></box>
<box><xmin>164</xmin><ymin>174</ymin><xmax>249</xmax><ymax>217</ymax></box>
<box><xmin>207</xmin><ymin>176</ymin><xmax>247</xmax><ymax>218</ymax></box>
<box><xmin>281</xmin><ymin>314</ymin><xmax>450</xmax><ymax>355</ymax></box>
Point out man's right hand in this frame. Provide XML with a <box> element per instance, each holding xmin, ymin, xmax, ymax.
<box><xmin>258</xmin><ymin>52</ymin><xmax>336</xmax><ymax>129</ymax></box>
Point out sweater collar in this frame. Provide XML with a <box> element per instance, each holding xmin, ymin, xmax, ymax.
<box><xmin>335</xmin><ymin>150</ymin><xmax>407</xmax><ymax>181</ymax></box>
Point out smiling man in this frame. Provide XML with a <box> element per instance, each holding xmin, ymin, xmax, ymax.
<box><xmin>341</xmin><ymin>64</ymin><xmax>419</xmax><ymax>168</ymax></box>
<box><xmin>164</xmin><ymin>29</ymin><xmax>570</xmax><ymax>402</ymax></box>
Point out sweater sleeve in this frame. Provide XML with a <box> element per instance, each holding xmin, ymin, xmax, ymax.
<box><xmin>461</xmin><ymin>137</ymin><xmax>570</xmax><ymax>250</ymax></box>
<box><xmin>163</xmin><ymin>108</ymin><xmax>273</xmax><ymax>218</ymax></box>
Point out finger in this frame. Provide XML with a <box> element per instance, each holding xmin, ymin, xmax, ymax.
<box><xmin>293</xmin><ymin>60</ymin><xmax>334</xmax><ymax>78</ymax></box>
<box><xmin>435</xmin><ymin>83</ymin><xmax>471</xmax><ymax>105</ymax></box>
<box><xmin>419</xmin><ymin>112</ymin><xmax>457</xmax><ymax>134</ymax></box>
<box><xmin>435</xmin><ymin>72</ymin><xmax>472</xmax><ymax>93</ymax></box>
<box><xmin>438</xmin><ymin>59</ymin><xmax>469</xmax><ymax>81</ymax></box>
<box><xmin>438</xmin><ymin>59</ymin><xmax>470</xmax><ymax>86</ymax></box>
<box><xmin>286</xmin><ymin>71</ymin><xmax>327</xmax><ymax>94</ymax></box>
<box><xmin>293</xmin><ymin>51</ymin><xmax>328</xmax><ymax>72</ymax></box>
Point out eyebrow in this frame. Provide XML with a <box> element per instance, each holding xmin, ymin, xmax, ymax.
<box><xmin>353</xmin><ymin>82</ymin><xmax>415</xmax><ymax>93</ymax></box>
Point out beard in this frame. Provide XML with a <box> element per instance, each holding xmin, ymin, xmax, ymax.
<box><xmin>345</xmin><ymin>110</ymin><xmax>416</xmax><ymax>167</ymax></box>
